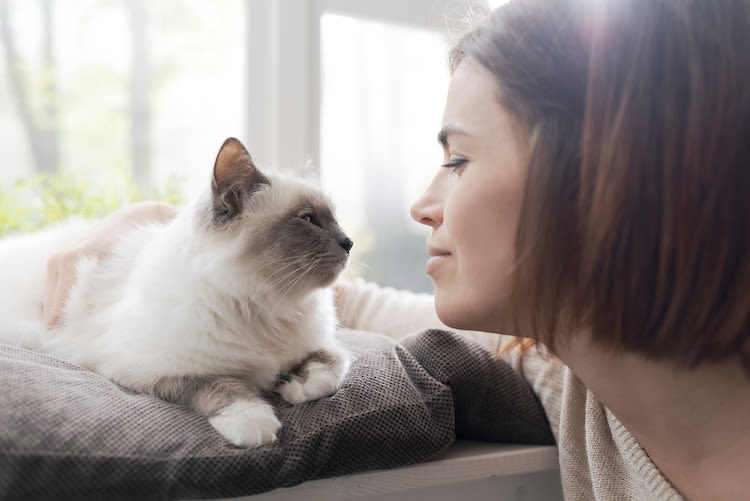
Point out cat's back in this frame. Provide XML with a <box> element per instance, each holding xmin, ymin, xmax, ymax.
<box><xmin>0</xmin><ymin>218</ymin><xmax>94</xmax><ymax>348</ymax></box>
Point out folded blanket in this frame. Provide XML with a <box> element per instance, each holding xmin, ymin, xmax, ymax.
<box><xmin>0</xmin><ymin>329</ymin><xmax>554</xmax><ymax>501</ymax></box>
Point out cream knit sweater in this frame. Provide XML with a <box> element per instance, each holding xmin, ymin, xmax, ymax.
<box><xmin>336</xmin><ymin>279</ymin><xmax>684</xmax><ymax>501</ymax></box>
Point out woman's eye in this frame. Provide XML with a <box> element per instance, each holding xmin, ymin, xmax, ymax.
<box><xmin>441</xmin><ymin>157</ymin><xmax>468</xmax><ymax>171</ymax></box>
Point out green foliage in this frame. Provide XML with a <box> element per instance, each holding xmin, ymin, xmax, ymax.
<box><xmin>0</xmin><ymin>170</ymin><xmax>184</xmax><ymax>237</ymax></box>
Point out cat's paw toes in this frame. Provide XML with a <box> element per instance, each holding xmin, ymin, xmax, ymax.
<box><xmin>278</xmin><ymin>365</ymin><xmax>342</xmax><ymax>405</ymax></box>
<box><xmin>208</xmin><ymin>399</ymin><xmax>281</xmax><ymax>447</ymax></box>
<box><xmin>277</xmin><ymin>378</ymin><xmax>311</xmax><ymax>405</ymax></box>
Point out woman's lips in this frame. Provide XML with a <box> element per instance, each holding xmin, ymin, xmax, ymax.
<box><xmin>426</xmin><ymin>246</ymin><xmax>451</xmax><ymax>275</ymax></box>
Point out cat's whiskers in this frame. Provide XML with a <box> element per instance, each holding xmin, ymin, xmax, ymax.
<box><xmin>347</xmin><ymin>254</ymin><xmax>371</xmax><ymax>274</ymax></box>
<box><xmin>255</xmin><ymin>256</ymin><xmax>310</xmax><ymax>285</ymax></box>
<box><xmin>253</xmin><ymin>252</ymin><xmax>322</xmax><ymax>296</ymax></box>
<box><xmin>269</xmin><ymin>259</ymin><xmax>319</xmax><ymax>300</ymax></box>
<box><xmin>270</xmin><ymin>257</ymin><xmax>325</xmax><ymax>316</ymax></box>
<box><xmin>252</xmin><ymin>264</ymin><xmax>300</xmax><ymax>298</ymax></box>
<box><xmin>246</xmin><ymin>258</ymin><xmax>311</xmax><ymax>306</ymax></box>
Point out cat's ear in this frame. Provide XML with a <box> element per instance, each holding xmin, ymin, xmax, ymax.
<box><xmin>212</xmin><ymin>137</ymin><xmax>269</xmax><ymax>220</ymax></box>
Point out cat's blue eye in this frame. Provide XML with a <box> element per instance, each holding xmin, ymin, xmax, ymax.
<box><xmin>298</xmin><ymin>212</ymin><xmax>320</xmax><ymax>227</ymax></box>
<box><xmin>441</xmin><ymin>157</ymin><xmax>467</xmax><ymax>171</ymax></box>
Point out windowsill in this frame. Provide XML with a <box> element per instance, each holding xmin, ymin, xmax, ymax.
<box><xmin>220</xmin><ymin>441</ymin><xmax>562</xmax><ymax>501</ymax></box>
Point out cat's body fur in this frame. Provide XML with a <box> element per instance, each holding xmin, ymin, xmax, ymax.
<box><xmin>0</xmin><ymin>138</ymin><xmax>353</xmax><ymax>447</ymax></box>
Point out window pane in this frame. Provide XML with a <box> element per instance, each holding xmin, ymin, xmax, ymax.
<box><xmin>320</xmin><ymin>13</ymin><xmax>449</xmax><ymax>293</ymax></box>
<box><xmin>0</xmin><ymin>0</ymin><xmax>244</xmax><ymax>202</ymax></box>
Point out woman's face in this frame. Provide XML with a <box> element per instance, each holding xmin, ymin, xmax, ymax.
<box><xmin>410</xmin><ymin>57</ymin><xmax>529</xmax><ymax>333</ymax></box>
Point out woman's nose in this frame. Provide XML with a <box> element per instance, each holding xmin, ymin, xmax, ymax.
<box><xmin>410</xmin><ymin>182</ymin><xmax>443</xmax><ymax>228</ymax></box>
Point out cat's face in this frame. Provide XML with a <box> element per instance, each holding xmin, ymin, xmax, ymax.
<box><xmin>198</xmin><ymin>138</ymin><xmax>352</xmax><ymax>299</ymax></box>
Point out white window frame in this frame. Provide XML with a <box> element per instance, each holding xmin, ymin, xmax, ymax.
<box><xmin>244</xmin><ymin>0</ymin><xmax>483</xmax><ymax>172</ymax></box>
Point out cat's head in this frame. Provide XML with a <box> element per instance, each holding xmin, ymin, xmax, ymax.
<box><xmin>195</xmin><ymin>137</ymin><xmax>352</xmax><ymax>300</ymax></box>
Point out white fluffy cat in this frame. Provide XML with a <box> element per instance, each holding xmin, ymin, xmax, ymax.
<box><xmin>0</xmin><ymin>137</ymin><xmax>353</xmax><ymax>447</ymax></box>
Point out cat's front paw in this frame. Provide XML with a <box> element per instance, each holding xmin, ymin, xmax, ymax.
<box><xmin>278</xmin><ymin>358</ymin><xmax>348</xmax><ymax>405</ymax></box>
<box><xmin>208</xmin><ymin>399</ymin><xmax>281</xmax><ymax>447</ymax></box>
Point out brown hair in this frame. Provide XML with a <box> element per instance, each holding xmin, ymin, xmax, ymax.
<box><xmin>452</xmin><ymin>0</ymin><xmax>750</xmax><ymax>371</ymax></box>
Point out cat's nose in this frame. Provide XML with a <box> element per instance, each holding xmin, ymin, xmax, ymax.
<box><xmin>338</xmin><ymin>237</ymin><xmax>353</xmax><ymax>253</ymax></box>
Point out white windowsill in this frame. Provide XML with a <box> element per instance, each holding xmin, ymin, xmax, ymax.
<box><xmin>216</xmin><ymin>441</ymin><xmax>563</xmax><ymax>501</ymax></box>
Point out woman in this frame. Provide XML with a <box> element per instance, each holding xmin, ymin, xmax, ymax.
<box><xmin>44</xmin><ymin>0</ymin><xmax>750</xmax><ymax>498</ymax></box>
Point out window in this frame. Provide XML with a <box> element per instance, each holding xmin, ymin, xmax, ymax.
<box><xmin>0</xmin><ymin>0</ymin><xmax>244</xmax><ymax>198</ymax></box>
<box><xmin>1</xmin><ymin>0</ymin><xmax>494</xmax><ymax>292</ymax></box>
<box><xmin>314</xmin><ymin>0</ymin><xmax>487</xmax><ymax>292</ymax></box>
<box><xmin>319</xmin><ymin>13</ymin><xmax>449</xmax><ymax>292</ymax></box>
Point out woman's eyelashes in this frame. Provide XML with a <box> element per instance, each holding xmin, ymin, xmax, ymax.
<box><xmin>441</xmin><ymin>156</ymin><xmax>468</xmax><ymax>171</ymax></box>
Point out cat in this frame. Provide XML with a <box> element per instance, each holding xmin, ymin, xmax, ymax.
<box><xmin>0</xmin><ymin>137</ymin><xmax>354</xmax><ymax>447</ymax></box>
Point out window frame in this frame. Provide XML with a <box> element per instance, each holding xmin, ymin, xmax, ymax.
<box><xmin>243</xmin><ymin>0</ymin><xmax>483</xmax><ymax>172</ymax></box>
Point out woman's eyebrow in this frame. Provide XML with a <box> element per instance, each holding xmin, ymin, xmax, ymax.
<box><xmin>437</xmin><ymin>125</ymin><xmax>470</xmax><ymax>147</ymax></box>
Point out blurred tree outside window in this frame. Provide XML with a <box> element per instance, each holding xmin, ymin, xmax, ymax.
<box><xmin>0</xmin><ymin>0</ymin><xmax>243</xmax><ymax>233</ymax></box>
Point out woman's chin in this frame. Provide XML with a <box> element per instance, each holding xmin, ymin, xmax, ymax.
<box><xmin>434</xmin><ymin>294</ymin><xmax>474</xmax><ymax>331</ymax></box>
<box><xmin>434</xmin><ymin>290</ymin><xmax>502</xmax><ymax>334</ymax></box>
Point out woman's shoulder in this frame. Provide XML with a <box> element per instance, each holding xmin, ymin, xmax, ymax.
<box><xmin>534</xmin><ymin>365</ymin><xmax>684</xmax><ymax>500</ymax></box>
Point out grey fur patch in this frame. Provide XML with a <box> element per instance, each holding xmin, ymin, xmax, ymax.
<box><xmin>248</xmin><ymin>199</ymin><xmax>351</xmax><ymax>289</ymax></box>
<box><xmin>285</xmin><ymin>349</ymin><xmax>336</xmax><ymax>380</ymax></box>
<box><xmin>149</xmin><ymin>375</ymin><xmax>261</xmax><ymax>417</ymax></box>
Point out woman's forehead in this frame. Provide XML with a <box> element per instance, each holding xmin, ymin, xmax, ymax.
<box><xmin>442</xmin><ymin>59</ymin><xmax>523</xmax><ymax>147</ymax></box>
